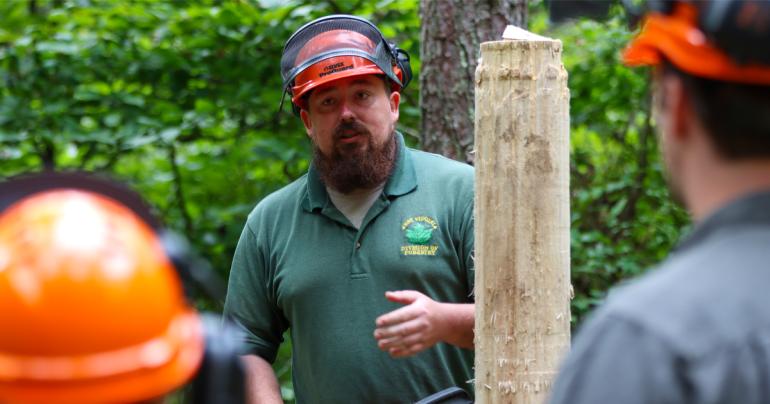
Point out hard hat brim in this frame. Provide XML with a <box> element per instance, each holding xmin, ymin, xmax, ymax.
<box><xmin>0</xmin><ymin>310</ymin><xmax>204</xmax><ymax>404</ymax></box>
<box><xmin>291</xmin><ymin>54</ymin><xmax>388</xmax><ymax>109</ymax></box>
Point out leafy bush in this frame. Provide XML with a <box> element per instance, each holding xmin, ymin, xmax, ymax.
<box><xmin>535</xmin><ymin>5</ymin><xmax>690</xmax><ymax>325</ymax></box>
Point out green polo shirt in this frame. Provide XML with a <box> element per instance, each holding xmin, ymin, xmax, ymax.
<box><xmin>224</xmin><ymin>133</ymin><xmax>474</xmax><ymax>403</ymax></box>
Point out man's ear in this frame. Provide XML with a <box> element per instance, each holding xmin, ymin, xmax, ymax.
<box><xmin>660</xmin><ymin>73</ymin><xmax>692</xmax><ymax>142</ymax></box>
<box><xmin>300</xmin><ymin>108</ymin><xmax>313</xmax><ymax>137</ymax></box>
<box><xmin>389</xmin><ymin>91</ymin><xmax>400</xmax><ymax>122</ymax></box>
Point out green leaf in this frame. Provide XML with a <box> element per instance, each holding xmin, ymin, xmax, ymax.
<box><xmin>405</xmin><ymin>223</ymin><xmax>433</xmax><ymax>245</ymax></box>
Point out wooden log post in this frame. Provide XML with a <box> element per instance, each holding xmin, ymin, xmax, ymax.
<box><xmin>473</xmin><ymin>26</ymin><xmax>571</xmax><ymax>404</ymax></box>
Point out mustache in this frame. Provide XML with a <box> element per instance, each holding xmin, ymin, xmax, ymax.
<box><xmin>333</xmin><ymin>121</ymin><xmax>371</xmax><ymax>140</ymax></box>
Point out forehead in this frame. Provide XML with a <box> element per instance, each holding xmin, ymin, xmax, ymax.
<box><xmin>311</xmin><ymin>75</ymin><xmax>383</xmax><ymax>95</ymax></box>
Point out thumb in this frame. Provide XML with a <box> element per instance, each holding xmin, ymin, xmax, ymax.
<box><xmin>385</xmin><ymin>290</ymin><xmax>424</xmax><ymax>305</ymax></box>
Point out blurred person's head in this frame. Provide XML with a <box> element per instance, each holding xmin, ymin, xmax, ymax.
<box><xmin>0</xmin><ymin>173</ymin><xmax>243</xmax><ymax>404</ymax></box>
<box><xmin>624</xmin><ymin>0</ymin><xmax>770</xmax><ymax>217</ymax></box>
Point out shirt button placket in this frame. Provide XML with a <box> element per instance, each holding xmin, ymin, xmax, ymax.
<box><xmin>350</xmin><ymin>237</ymin><xmax>367</xmax><ymax>278</ymax></box>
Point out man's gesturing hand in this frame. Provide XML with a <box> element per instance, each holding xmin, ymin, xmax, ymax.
<box><xmin>373</xmin><ymin>290</ymin><xmax>445</xmax><ymax>358</ymax></box>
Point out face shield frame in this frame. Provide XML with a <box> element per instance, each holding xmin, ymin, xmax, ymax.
<box><xmin>279</xmin><ymin>14</ymin><xmax>412</xmax><ymax>113</ymax></box>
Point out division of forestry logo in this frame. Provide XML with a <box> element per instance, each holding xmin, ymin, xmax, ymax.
<box><xmin>400</xmin><ymin>216</ymin><xmax>439</xmax><ymax>256</ymax></box>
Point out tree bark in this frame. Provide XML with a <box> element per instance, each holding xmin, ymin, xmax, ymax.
<box><xmin>474</xmin><ymin>30</ymin><xmax>571</xmax><ymax>403</ymax></box>
<box><xmin>419</xmin><ymin>0</ymin><xmax>527</xmax><ymax>163</ymax></box>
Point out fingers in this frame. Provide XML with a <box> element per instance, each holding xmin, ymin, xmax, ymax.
<box><xmin>374</xmin><ymin>318</ymin><xmax>427</xmax><ymax>341</ymax></box>
<box><xmin>374</xmin><ymin>290</ymin><xmax>436</xmax><ymax>358</ymax></box>
<box><xmin>375</xmin><ymin>303</ymin><xmax>421</xmax><ymax>328</ymax></box>
<box><xmin>376</xmin><ymin>330</ymin><xmax>431</xmax><ymax>358</ymax></box>
<box><xmin>376</xmin><ymin>330</ymin><xmax>426</xmax><ymax>350</ymax></box>
<box><xmin>384</xmin><ymin>290</ymin><xmax>424</xmax><ymax>305</ymax></box>
<box><xmin>377</xmin><ymin>290</ymin><xmax>429</xmax><ymax>328</ymax></box>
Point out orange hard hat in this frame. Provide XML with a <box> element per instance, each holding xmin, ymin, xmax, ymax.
<box><xmin>280</xmin><ymin>15</ymin><xmax>409</xmax><ymax>110</ymax></box>
<box><xmin>0</xmin><ymin>189</ymin><xmax>204</xmax><ymax>403</ymax></box>
<box><xmin>290</xmin><ymin>29</ymin><xmax>398</xmax><ymax>107</ymax></box>
<box><xmin>623</xmin><ymin>2</ymin><xmax>770</xmax><ymax>84</ymax></box>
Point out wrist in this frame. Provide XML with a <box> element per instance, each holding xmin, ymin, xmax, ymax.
<box><xmin>434</xmin><ymin>302</ymin><xmax>455</xmax><ymax>343</ymax></box>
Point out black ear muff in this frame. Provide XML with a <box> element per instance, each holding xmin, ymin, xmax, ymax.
<box><xmin>160</xmin><ymin>231</ymin><xmax>227</xmax><ymax>304</ymax></box>
<box><xmin>291</xmin><ymin>98</ymin><xmax>302</xmax><ymax>117</ymax></box>
<box><xmin>189</xmin><ymin>314</ymin><xmax>247</xmax><ymax>404</ymax></box>
<box><xmin>392</xmin><ymin>44</ymin><xmax>413</xmax><ymax>90</ymax></box>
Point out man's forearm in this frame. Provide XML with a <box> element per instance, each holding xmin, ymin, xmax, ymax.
<box><xmin>439</xmin><ymin>302</ymin><xmax>475</xmax><ymax>349</ymax></box>
<box><xmin>241</xmin><ymin>354</ymin><xmax>283</xmax><ymax>404</ymax></box>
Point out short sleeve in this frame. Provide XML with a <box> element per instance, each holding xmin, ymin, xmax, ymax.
<box><xmin>223</xmin><ymin>219</ymin><xmax>288</xmax><ymax>363</ymax></box>
<box><xmin>549</xmin><ymin>311</ymin><xmax>688</xmax><ymax>404</ymax></box>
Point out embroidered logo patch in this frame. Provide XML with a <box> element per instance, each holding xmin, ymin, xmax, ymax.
<box><xmin>401</xmin><ymin>216</ymin><xmax>439</xmax><ymax>256</ymax></box>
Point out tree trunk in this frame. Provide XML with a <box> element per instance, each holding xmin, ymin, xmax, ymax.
<box><xmin>419</xmin><ymin>0</ymin><xmax>527</xmax><ymax>163</ymax></box>
<box><xmin>474</xmin><ymin>28</ymin><xmax>571</xmax><ymax>403</ymax></box>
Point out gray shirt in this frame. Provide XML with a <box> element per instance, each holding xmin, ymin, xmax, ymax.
<box><xmin>550</xmin><ymin>190</ymin><xmax>770</xmax><ymax>404</ymax></box>
<box><xmin>326</xmin><ymin>183</ymin><xmax>385</xmax><ymax>229</ymax></box>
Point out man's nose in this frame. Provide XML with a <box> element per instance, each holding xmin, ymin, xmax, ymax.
<box><xmin>339</xmin><ymin>99</ymin><xmax>355</xmax><ymax>121</ymax></box>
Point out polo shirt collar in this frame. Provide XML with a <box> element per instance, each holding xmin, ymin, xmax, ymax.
<box><xmin>676</xmin><ymin>189</ymin><xmax>770</xmax><ymax>252</ymax></box>
<box><xmin>302</xmin><ymin>131</ymin><xmax>417</xmax><ymax>212</ymax></box>
<box><xmin>384</xmin><ymin>132</ymin><xmax>418</xmax><ymax>197</ymax></box>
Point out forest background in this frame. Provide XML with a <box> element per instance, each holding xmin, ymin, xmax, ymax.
<box><xmin>0</xmin><ymin>0</ymin><xmax>690</xmax><ymax>400</ymax></box>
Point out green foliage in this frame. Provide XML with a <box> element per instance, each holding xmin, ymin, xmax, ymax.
<box><xmin>1</xmin><ymin>0</ymin><xmax>691</xmax><ymax>401</ymax></box>
<box><xmin>533</xmin><ymin>3</ymin><xmax>691</xmax><ymax>325</ymax></box>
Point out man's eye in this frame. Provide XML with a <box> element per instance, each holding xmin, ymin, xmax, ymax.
<box><xmin>320</xmin><ymin>98</ymin><xmax>335</xmax><ymax>106</ymax></box>
<box><xmin>357</xmin><ymin>92</ymin><xmax>370</xmax><ymax>100</ymax></box>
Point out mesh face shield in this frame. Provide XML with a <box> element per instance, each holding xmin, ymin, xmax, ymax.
<box><xmin>280</xmin><ymin>15</ymin><xmax>408</xmax><ymax>110</ymax></box>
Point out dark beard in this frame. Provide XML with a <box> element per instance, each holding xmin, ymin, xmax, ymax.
<box><xmin>312</xmin><ymin>121</ymin><xmax>398</xmax><ymax>194</ymax></box>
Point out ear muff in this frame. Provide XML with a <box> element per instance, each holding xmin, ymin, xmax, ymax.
<box><xmin>391</xmin><ymin>43</ymin><xmax>413</xmax><ymax>90</ymax></box>
<box><xmin>161</xmin><ymin>231</ymin><xmax>227</xmax><ymax>304</ymax></box>
<box><xmin>188</xmin><ymin>314</ymin><xmax>247</xmax><ymax>404</ymax></box>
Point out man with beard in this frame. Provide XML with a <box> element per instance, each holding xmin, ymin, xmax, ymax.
<box><xmin>224</xmin><ymin>15</ymin><xmax>474</xmax><ymax>403</ymax></box>
<box><xmin>550</xmin><ymin>1</ymin><xmax>770</xmax><ymax>403</ymax></box>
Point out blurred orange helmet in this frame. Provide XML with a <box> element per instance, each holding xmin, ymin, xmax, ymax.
<box><xmin>0</xmin><ymin>189</ymin><xmax>204</xmax><ymax>403</ymax></box>
<box><xmin>280</xmin><ymin>15</ymin><xmax>412</xmax><ymax>110</ymax></box>
<box><xmin>623</xmin><ymin>1</ymin><xmax>770</xmax><ymax>84</ymax></box>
